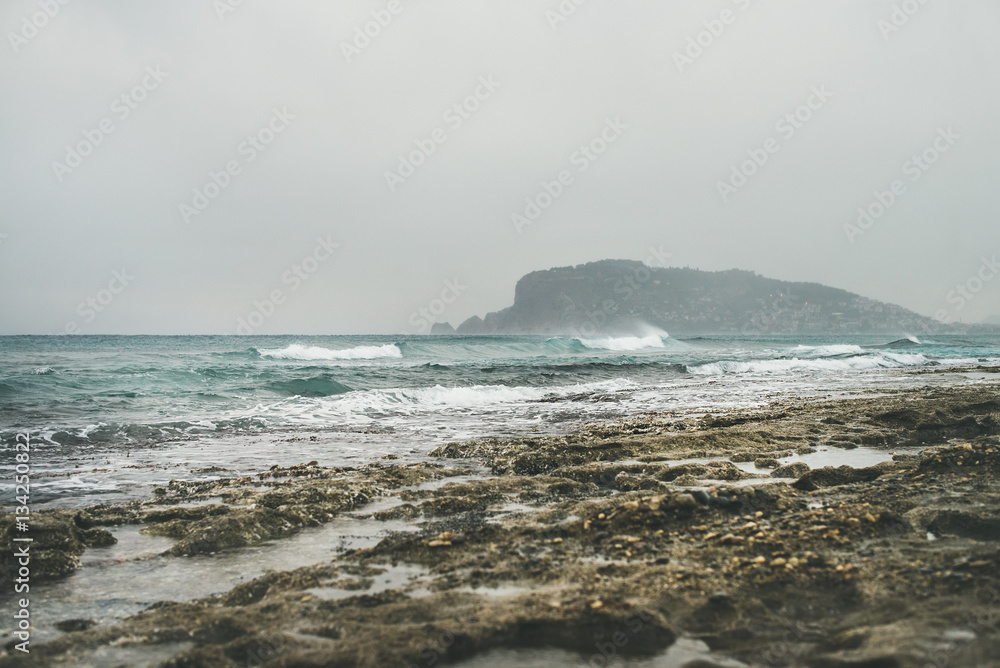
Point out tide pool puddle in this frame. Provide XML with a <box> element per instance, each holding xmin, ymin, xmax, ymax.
<box><xmin>0</xmin><ymin>515</ymin><xmax>419</xmax><ymax>647</ymax></box>
<box><xmin>665</xmin><ymin>445</ymin><xmax>922</xmax><ymax>486</ymax></box>
<box><xmin>54</xmin><ymin>642</ymin><xmax>196</xmax><ymax>668</ymax></box>
<box><xmin>452</xmin><ymin>636</ymin><xmax>746</xmax><ymax>667</ymax></box>
<box><xmin>740</xmin><ymin>445</ymin><xmax>917</xmax><ymax>473</ymax></box>
<box><xmin>304</xmin><ymin>563</ymin><xmax>429</xmax><ymax>601</ymax></box>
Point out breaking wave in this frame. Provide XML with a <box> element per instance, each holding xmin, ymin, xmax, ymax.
<box><xmin>253</xmin><ymin>378</ymin><xmax>639</xmax><ymax>425</ymax></box>
<box><xmin>258</xmin><ymin>344</ymin><xmax>402</xmax><ymax>361</ymax></box>
<box><xmin>869</xmin><ymin>337</ymin><xmax>922</xmax><ymax>350</ymax></box>
<box><xmin>793</xmin><ymin>344</ymin><xmax>865</xmax><ymax>357</ymax></box>
<box><xmin>689</xmin><ymin>352</ymin><xmax>932</xmax><ymax>375</ymax></box>
<box><xmin>575</xmin><ymin>335</ymin><xmax>667</xmax><ymax>351</ymax></box>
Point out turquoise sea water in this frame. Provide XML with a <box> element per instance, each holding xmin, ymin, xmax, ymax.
<box><xmin>1</xmin><ymin>333</ymin><xmax>999</xmax><ymax>506</ymax></box>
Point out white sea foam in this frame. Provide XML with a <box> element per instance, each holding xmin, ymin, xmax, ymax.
<box><xmin>249</xmin><ymin>378</ymin><xmax>639</xmax><ymax>425</ymax></box>
<box><xmin>356</xmin><ymin>378</ymin><xmax>634</xmax><ymax>410</ymax></box>
<box><xmin>577</xmin><ymin>335</ymin><xmax>666</xmax><ymax>351</ymax></box>
<box><xmin>880</xmin><ymin>352</ymin><xmax>929</xmax><ymax>365</ymax></box>
<box><xmin>793</xmin><ymin>344</ymin><xmax>865</xmax><ymax>356</ymax></box>
<box><xmin>259</xmin><ymin>343</ymin><xmax>402</xmax><ymax>361</ymax></box>
<box><xmin>78</xmin><ymin>423</ymin><xmax>106</xmax><ymax>438</ymax></box>
<box><xmin>689</xmin><ymin>353</ymin><xmax>931</xmax><ymax>376</ymax></box>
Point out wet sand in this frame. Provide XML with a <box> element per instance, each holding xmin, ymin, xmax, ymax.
<box><xmin>2</xmin><ymin>375</ymin><xmax>1000</xmax><ymax>667</ymax></box>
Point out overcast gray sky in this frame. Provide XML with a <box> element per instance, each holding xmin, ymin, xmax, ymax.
<box><xmin>1</xmin><ymin>0</ymin><xmax>998</xmax><ymax>334</ymax></box>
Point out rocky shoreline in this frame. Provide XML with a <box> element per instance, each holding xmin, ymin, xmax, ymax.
<box><xmin>3</xmin><ymin>381</ymin><xmax>1000</xmax><ymax>667</ymax></box>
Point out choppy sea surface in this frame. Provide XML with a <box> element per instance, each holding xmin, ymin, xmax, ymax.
<box><xmin>2</xmin><ymin>333</ymin><xmax>999</xmax><ymax>508</ymax></box>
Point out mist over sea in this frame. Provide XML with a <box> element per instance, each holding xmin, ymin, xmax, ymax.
<box><xmin>2</xmin><ymin>334</ymin><xmax>999</xmax><ymax>508</ymax></box>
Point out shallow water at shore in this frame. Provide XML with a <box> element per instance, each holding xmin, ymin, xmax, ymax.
<box><xmin>4</xmin><ymin>334</ymin><xmax>1000</xmax><ymax>509</ymax></box>
<box><xmin>3</xmin><ymin>515</ymin><xmax>422</xmax><ymax>646</ymax></box>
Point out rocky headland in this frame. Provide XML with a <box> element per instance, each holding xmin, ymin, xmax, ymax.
<box><xmin>437</xmin><ymin>260</ymin><xmax>997</xmax><ymax>336</ymax></box>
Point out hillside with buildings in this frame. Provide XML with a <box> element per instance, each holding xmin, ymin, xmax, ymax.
<box><xmin>435</xmin><ymin>260</ymin><xmax>977</xmax><ymax>336</ymax></box>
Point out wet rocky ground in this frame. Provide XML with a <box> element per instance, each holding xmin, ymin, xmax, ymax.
<box><xmin>2</xmin><ymin>380</ymin><xmax>1000</xmax><ymax>667</ymax></box>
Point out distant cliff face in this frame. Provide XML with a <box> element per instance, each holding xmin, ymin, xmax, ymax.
<box><xmin>443</xmin><ymin>260</ymin><xmax>965</xmax><ymax>336</ymax></box>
